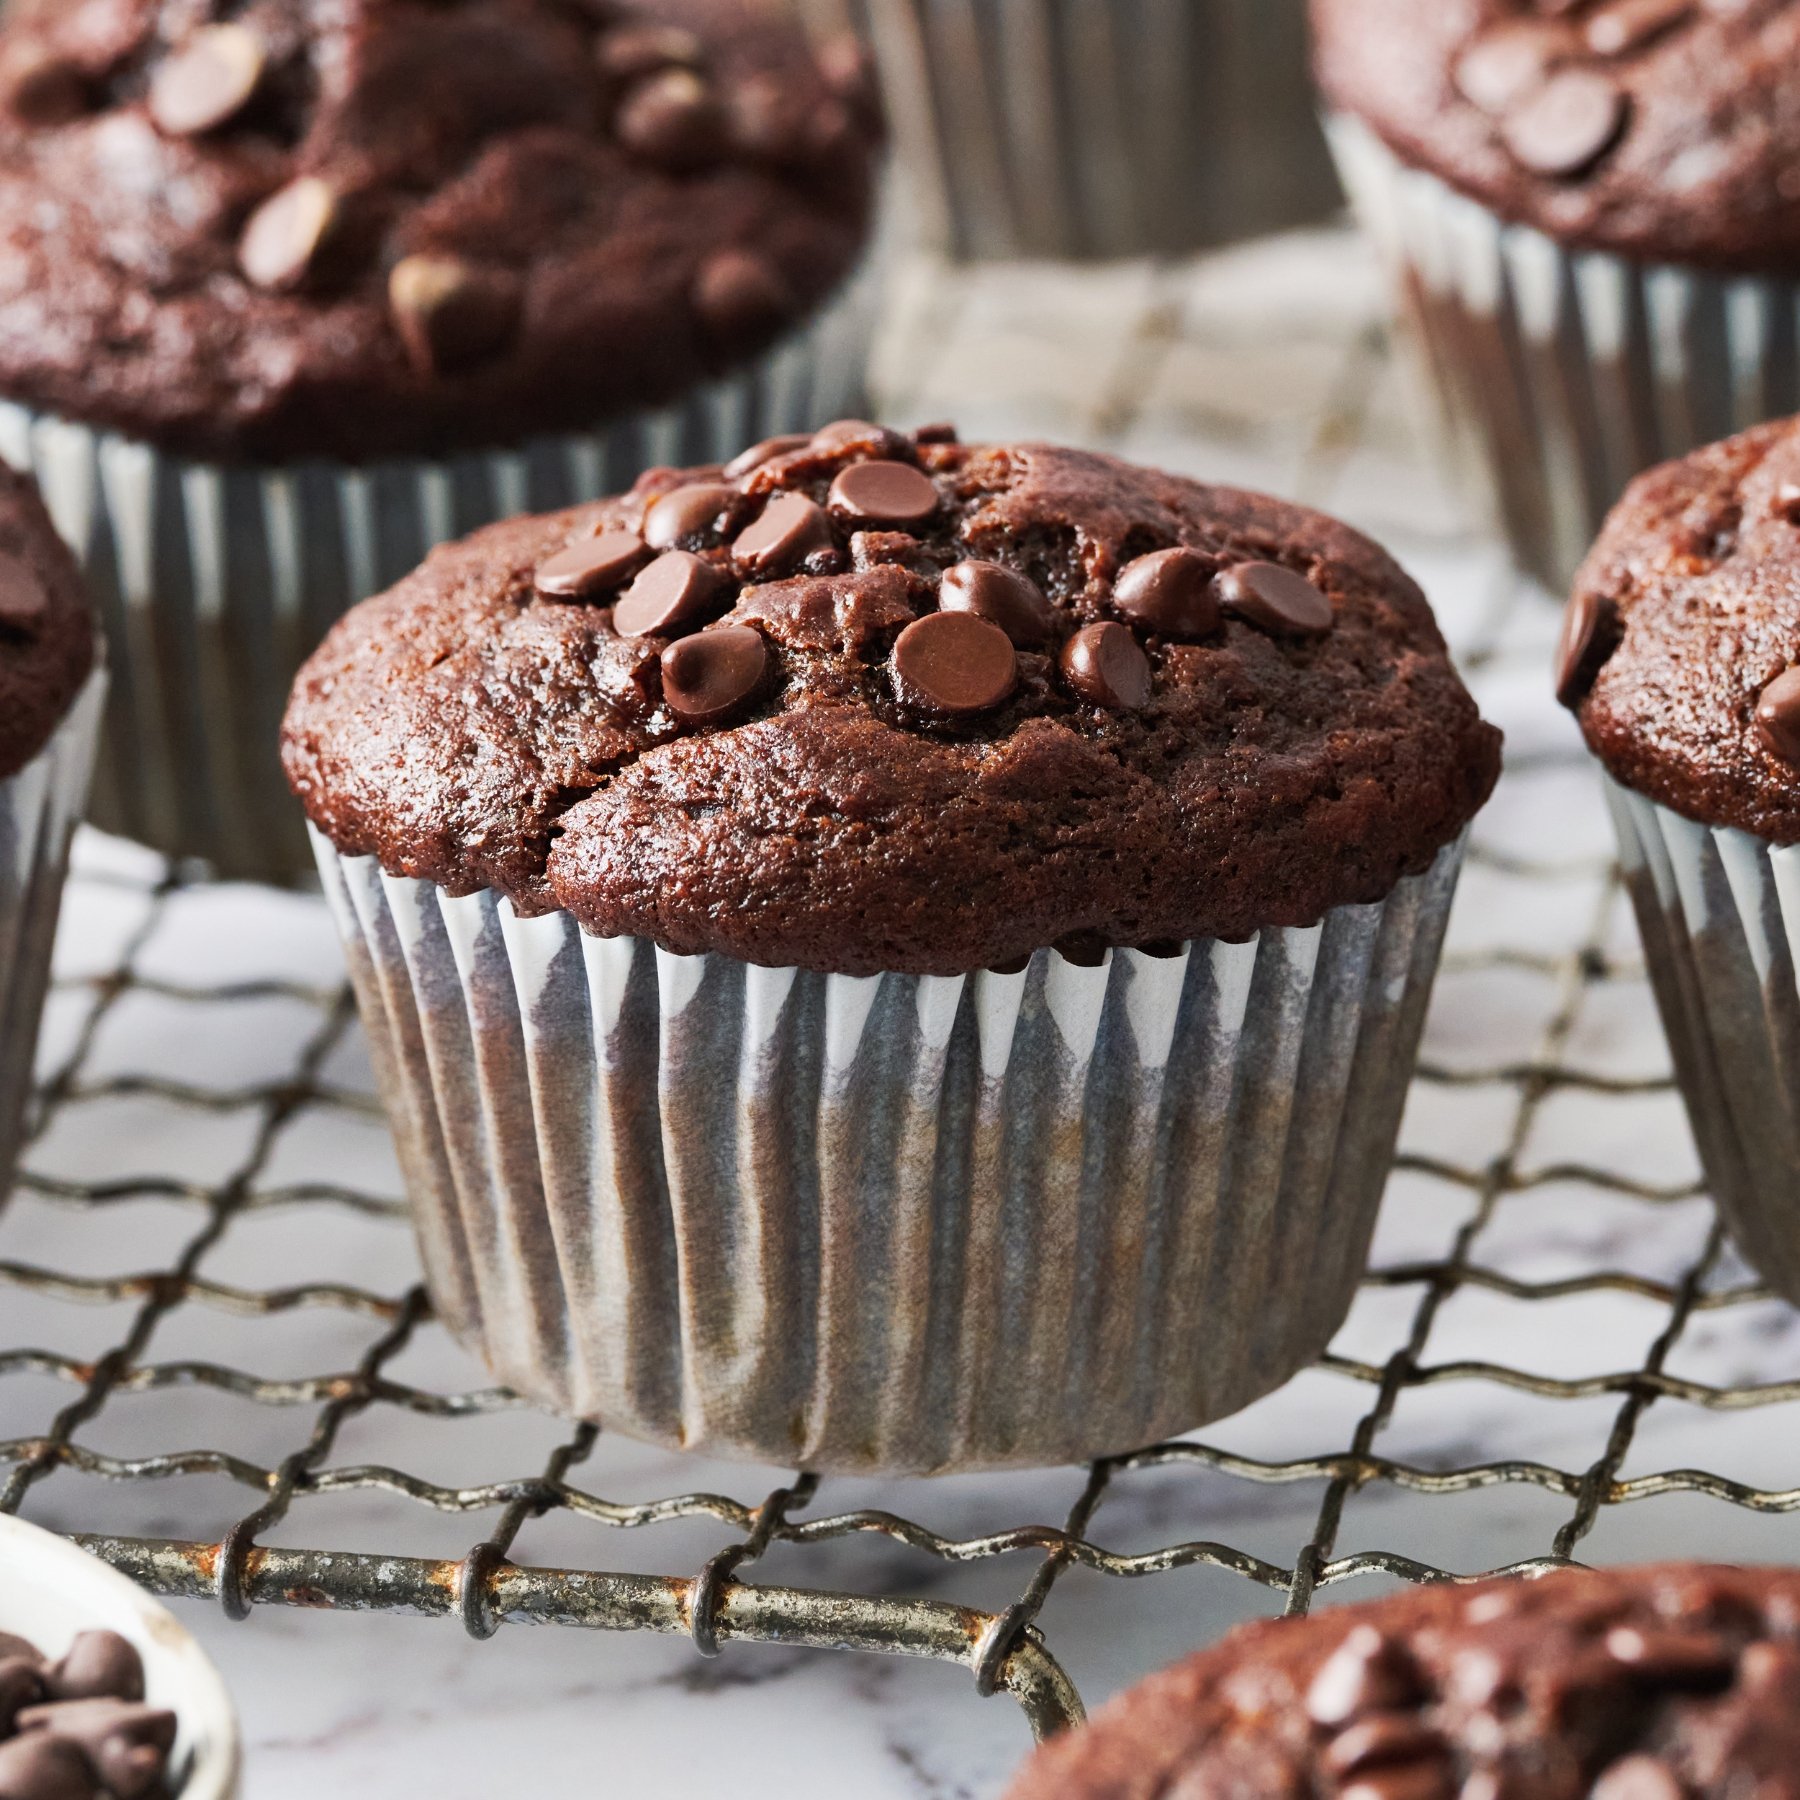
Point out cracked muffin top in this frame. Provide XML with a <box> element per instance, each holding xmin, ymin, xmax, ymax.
<box><xmin>1560</xmin><ymin>414</ymin><xmax>1800</xmax><ymax>841</ymax></box>
<box><xmin>1006</xmin><ymin>1564</ymin><xmax>1800</xmax><ymax>1800</ymax></box>
<box><xmin>0</xmin><ymin>0</ymin><xmax>880</xmax><ymax>463</ymax></box>
<box><xmin>0</xmin><ymin>462</ymin><xmax>97</xmax><ymax>782</ymax></box>
<box><xmin>282</xmin><ymin>422</ymin><xmax>1501</xmax><ymax>976</ymax></box>
<box><xmin>1312</xmin><ymin>0</ymin><xmax>1800</xmax><ymax>273</ymax></box>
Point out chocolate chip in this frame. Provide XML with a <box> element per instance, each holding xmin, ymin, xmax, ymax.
<box><xmin>1554</xmin><ymin>588</ymin><xmax>1620</xmax><ymax>708</ymax></box>
<box><xmin>661</xmin><ymin>624</ymin><xmax>769</xmax><ymax>724</ymax></box>
<box><xmin>535</xmin><ymin>529</ymin><xmax>647</xmax><ymax>600</ymax></box>
<box><xmin>0</xmin><ymin>1638</ymin><xmax>40</xmax><ymax>1669</ymax></box>
<box><xmin>1753</xmin><ymin>668</ymin><xmax>1800</xmax><ymax>763</ymax></box>
<box><xmin>913</xmin><ymin>422</ymin><xmax>959</xmax><ymax>445</ymax></box>
<box><xmin>1113</xmin><ymin>547</ymin><xmax>1222</xmax><ymax>638</ymax></box>
<box><xmin>388</xmin><ymin>256</ymin><xmax>521</xmax><ymax>377</ymax></box>
<box><xmin>0</xmin><ymin>46</ymin><xmax>90</xmax><ymax>127</ymax></box>
<box><xmin>1591</xmin><ymin>1756</ymin><xmax>1687</xmax><ymax>1800</ymax></box>
<box><xmin>1215</xmin><ymin>561</ymin><xmax>1333</xmax><ymax>636</ymax></box>
<box><xmin>0</xmin><ymin>1733</ymin><xmax>95</xmax><ymax>1800</ymax></box>
<box><xmin>0</xmin><ymin>1659</ymin><xmax>44</xmax><ymax>1733</ymax></box>
<box><xmin>1338</xmin><ymin>1768</ymin><xmax>1454</xmax><ymax>1800</ymax></box>
<box><xmin>1584</xmin><ymin>0</ymin><xmax>1694</xmax><ymax>55</ymax></box>
<box><xmin>239</xmin><ymin>176</ymin><xmax>337</xmax><ymax>292</ymax></box>
<box><xmin>597</xmin><ymin>24</ymin><xmax>704</xmax><ymax>81</ymax></box>
<box><xmin>614</xmin><ymin>67</ymin><xmax>725</xmax><ymax>170</ymax></box>
<box><xmin>1323</xmin><ymin>1715</ymin><xmax>1449</xmax><ymax>1778</ymax></box>
<box><xmin>724</xmin><ymin>434</ymin><xmax>812</xmax><ymax>480</ymax></box>
<box><xmin>643</xmin><ymin>482</ymin><xmax>741</xmax><ymax>551</ymax></box>
<box><xmin>828</xmin><ymin>460</ymin><xmax>939</xmax><ymax>527</ymax></box>
<box><xmin>938</xmin><ymin>561</ymin><xmax>1058</xmax><ymax>646</ymax></box>
<box><xmin>734</xmin><ymin>492</ymin><xmax>834</xmax><ymax>575</ymax></box>
<box><xmin>693</xmin><ymin>250</ymin><xmax>797</xmax><ymax>349</ymax></box>
<box><xmin>1501</xmin><ymin>67</ymin><xmax>1628</xmax><ymax>176</ymax></box>
<box><xmin>148</xmin><ymin>23</ymin><xmax>264</xmax><ymax>137</ymax></box>
<box><xmin>1060</xmin><ymin>622</ymin><xmax>1151</xmax><ymax>710</ymax></box>
<box><xmin>613</xmin><ymin>550</ymin><xmax>732</xmax><ymax>638</ymax></box>
<box><xmin>1603</xmin><ymin>1626</ymin><xmax>1733</xmax><ymax>1686</ymax></box>
<box><xmin>1305</xmin><ymin>1627</ymin><xmax>1424</xmax><ymax>1728</ymax></box>
<box><xmin>892</xmin><ymin>611</ymin><xmax>1017</xmax><ymax>717</ymax></box>
<box><xmin>45</xmin><ymin>1634</ymin><xmax>142</xmax><ymax>1707</ymax></box>
<box><xmin>0</xmin><ymin>550</ymin><xmax>50</xmax><ymax>629</ymax></box>
<box><xmin>17</xmin><ymin>1698</ymin><xmax>175</xmax><ymax>1799</ymax></box>
<box><xmin>1454</xmin><ymin>21</ymin><xmax>1579</xmax><ymax>112</ymax></box>
<box><xmin>812</xmin><ymin>418</ymin><xmax>911</xmax><ymax>457</ymax></box>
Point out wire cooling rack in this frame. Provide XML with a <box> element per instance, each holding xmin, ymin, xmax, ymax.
<box><xmin>3</xmin><ymin>230</ymin><xmax>1799</xmax><ymax>1754</ymax></box>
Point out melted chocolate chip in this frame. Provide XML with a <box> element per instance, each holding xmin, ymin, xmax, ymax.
<box><xmin>0</xmin><ymin>46</ymin><xmax>89</xmax><ymax>127</ymax></box>
<box><xmin>597</xmin><ymin>24</ymin><xmax>704</xmax><ymax>81</ymax></box>
<box><xmin>1215</xmin><ymin>561</ymin><xmax>1333</xmax><ymax>636</ymax></box>
<box><xmin>892</xmin><ymin>611</ymin><xmax>1017</xmax><ymax>716</ymax></box>
<box><xmin>642</xmin><ymin>482</ymin><xmax>741</xmax><ymax>551</ymax></box>
<box><xmin>938</xmin><ymin>560</ymin><xmax>1057</xmax><ymax>646</ymax></box>
<box><xmin>613</xmin><ymin>550</ymin><xmax>732</xmax><ymax>638</ymax></box>
<box><xmin>828</xmin><ymin>460</ymin><xmax>939</xmax><ymax>526</ymax></box>
<box><xmin>239</xmin><ymin>177</ymin><xmax>338</xmax><ymax>292</ymax></box>
<box><xmin>733</xmin><ymin>492</ymin><xmax>834</xmax><ymax>575</ymax></box>
<box><xmin>1337</xmin><ymin>1768</ymin><xmax>1453</xmax><ymax>1800</ymax></box>
<box><xmin>1305</xmin><ymin>1628</ymin><xmax>1425</xmax><ymax>1728</ymax></box>
<box><xmin>661</xmin><ymin>625</ymin><xmax>769</xmax><ymax>723</ymax></box>
<box><xmin>1113</xmin><ymin>547</ymin><xmax>1222</xmax><ymax>638</ymax></box>
<box><xmin>1584</xmin><ymin>0</ymin><xmax>1694</xmax><ymax>56</ymax></box>
<box><xmin>693</xmin><ymin>250</ymin><xmax>797</xmax><ymax>348</ymax></box>
<box><xmin>0</xmin><ymin>550</ymin><xmax>50</xmax><ymax>630</ymax></box>
<box><xmin>1502</xmin><ymin>67</ymin><xmax>1628</xmax><ymax>176</ymax></box>
<box><xmin>614</xmin><ymin>67</ymin><xmax>725</xmax><ymax>170</ymax></box>
<box><xmin>812</xmin><ymin>418</ymin><xmax>911</xmax><ymax>458</ymax></box>
<box><xmin>1454</xmin><ymin>21</ymin><xmax>1579</xmax><ymax>112</ymax></box>
<box><xmin>1554</xmin><ymin>588</ymin><xmax>1621</xmax><ymax>708</ymax></box>
<box><xmin>1591</xmin><ymin>1757</ymin><xmax>1687</xmax><ymax>1800</ymax></box>
<box><xmin>1322</xmin><ymin>1716</ymin><xmax>1449</xmax><ymax>1778</ymax></box>
<box><xmin>724</xmin><ymin>434</ymin><xmax>812</xmax><ymax>480</ymax></box>
<box><xmin>1603</xmin><ymin>1626</ymin><xmax>1734</xmax><ymax>1686</ymax></box>
<box><xmin>148</xmin><ymin>23</ymin><xmax>264</xmax><ymax>137</ymax></box>
<box><xmin>388</xmin><ymin>256</ymin><xmax>521</xmax><ymax>377</ymax></box>
<box><xmin>534</xmin><ymin>529</ymin><xmax>647</xmax><ymax>600</ymax></box>
<box><xmin>1060</xmin><ymin>622</ymin><xmax>1151</xmax><ymax>709</ymax></box>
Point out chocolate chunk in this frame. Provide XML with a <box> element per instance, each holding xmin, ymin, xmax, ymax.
<box><xmin>733</xmin><ymin>492</ymin><xmax>834</xmax><ymax>575</ymax></box>
<box><xmin>612</xmin><ymin>550</ymin><xmax>732</xmax><ymax>638</ymax></box>
<box><xmin>724</xmin><ymin>434</ymin><xmax>812</xmax><ymax>480</ymax></box>
<box><xmin>1585</xmin><ymin>0</ymin><xmax>1694</xmax><ymax>56</ymax></box>
<box><xmin>239</xmin><ymin>177</ymin><xmax>338</xmax><ymax>292</ymax></box>
<box><xmin>643</xmin><ymin>482</ymin><xmax>741</xmax><ymax>551</ymax></box>
<box><xmin>1453</xmin><ymin>21</ymin><xmax>1579</xmax><ymax>112</ymax></box>
<box><xmin>45</xmin><ymin>1633</ymin><xmax>143</xmax><ymax>1706</ymax></box>
<box><xmin>1305</xmin><ymin>1627</ymin><xmax>1424</xmax><ymax>1728</ymax></box>
<box><xmin>828</xmin><ymin>460</ymin><xmax>939</xmax><ymax>526</ymax></box>
<box><xmin>1603</xmin><ymin>1626</ymin><xmax>1733</xmax><ymax>1686</ymax></box>
<box><xmin>0</xmin><ymin>1658</ymin><xmax>44</xmax><ymax>1733</ymax></box>
<box><xmin>938</xmin><ymin>560</ymin><xmax>1058</xmax><ymax>646</ymax></box>
<box><xmin>1591</xmin><ymin>1757</ymin><xmax>1687</xmax><ymax>1800</ymax></box>
<box><xmin>0</xmin><ymin>549</ymin><xmax>50</xmax><ymax>629</ymax></box>
<box><xmin>892</xmin><ymin>611</ymin><xmax>1017</xmax><ymax>716</ymax></box>
<box><xmin>0</xmin><ymin>1733</ymin><xmax>95</xmax><ymax>1800</ymax></box>
<box><xmin>0</xmin><ymin>46</ymin><xmax>89</xmax><ymax>127</ymax></box>
<box><xmin>1060</xmin><ymin>622</ymin><xmax>1151</xmax><ymax>710</ymax></box>
<box><xmin>16</xmin><ymin>1699</ymin><xmax>175</xmax><ymax>1799</ymax></box>
<box><xmin>1215</xmin><ymin>561</ymin><xmax>1333</xmax><ymax>636</ymax></box>
<box><xmin>614</xmin><ymin>68</ymin><xmax>725</xmax><ymax>170</ymax></box>
<box><xmin>660</xmin><ymin>625</ymin><xmax>769</xmax><ymax>723</ymax></box>
<box><xmin>1113</xmin><ymin>547</ymin><xmax>1222</xmax><ymax>639</ymax></box>
<box><xmin>535</xmin><ymin>529</ymin><xmax>646</xmax><ymax>600</ymax></box>
<box><xmin>597</xmin><ymin>24</ymin><xmax>704</xmax><ymax>82</ymax></box>
<box><xmin>693</xmin><ymin>250</ymin><xmax>796</xmax><ymax>348</ymax></box>
<box><xmin>388</xmin><ymin>256</ymin><xmax>521</xmax><ymax>377</ymax></box>
<box><xmin>1554</xmin><ymin>588</ymin><xmax>1620</xmax><ymax>707</ymax></box>
<box><xmin>148</xmin><ymin>23</ymin><xmax>264</xmax><ymax>137</ymax></box>
<box><xmin>1755</xmin><ymin>668</ymin><xmax>1800</xmax><ymax>762</ymax></box>
<box><xmin>851</xmin><ymin>531</ymin><xmax>925</xmax><ymax>571</ymax></box>
<box><xmin>1501</xmin><ymin>67</ymin><xmax>1628</xmax><ymax>176</ymax></box>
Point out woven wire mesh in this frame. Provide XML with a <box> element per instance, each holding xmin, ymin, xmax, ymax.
<box><xmin>3</xmin><ymin>231</ymin><xmax>1799</xmax><ymax>1753</ymax></box>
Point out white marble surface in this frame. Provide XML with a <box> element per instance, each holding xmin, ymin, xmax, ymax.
<box><xmin>5</xmin><ymin>230</ymin><xmax>1800</xmax><ymax>1797</ymax></box>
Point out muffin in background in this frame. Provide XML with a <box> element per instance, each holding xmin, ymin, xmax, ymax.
<box><xmin>0</xmin><ymin>463</ymin><xmax>103</xmax><ymax>1194</ymax></box>
<box><xmin>1316</xmin><ymin>0</ymin><xmax>1800</xmax><ymax>595</ymax></box>
<box><xmin>1006</xmin><ymin>1563</ymin><xmax>1800</xmax><ymax>1797</ymax></box>
<box><xmin>0</xmin><ymin>0</ymin><xmax>883</xmax><ymax>880</ymax></box>
<box><xmin>285</xmin><ymin>418</ymin><xmax>1499</xmax><ymax>1475</ymax></box>
<box><xmin>1560</xmin><ymin>415</ymin><xmax>1800</xmax><ymax>1313</ymax></box>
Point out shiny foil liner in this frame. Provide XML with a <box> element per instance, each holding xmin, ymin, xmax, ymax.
<box><xmin>799</xmin><ymin>0</ymin><xmax>1336</xmax><ymax>260</ymax></box>
<box><xmin>311</xmin><ymin>824</ymin><xmax>1467</xmax><ymax>1475</ymax></box>
<box><xmin>0</xmin><ymin>669</ymin><xmax>106</xmax><ymax>1187</ymax></box>
<box><xmin>1606</xmin><ymin>779</ymin><xmax>1800</xmax><ymax>1308</ymax></box>
<box><xmin>0</xmin><ymin>265</ymin><xmax>877</xmax><ymax>885</ymax></box>
<box><xmin>1327</xmin><ymin>115</ymin><xmax>1800</xmax><ymax>595</ymax></box>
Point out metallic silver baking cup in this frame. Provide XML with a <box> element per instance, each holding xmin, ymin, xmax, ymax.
<box><xmin>311</xmin><ymin>824</ymin><xmax>1467</xmax><ymax>1475</ymax></box>
<box><xmin>1606</xmin><ymin>779</ymin><xmax>1800</xmax><ymax>1307</ymax></box>
<box><xmin>798</xmin><ymin>0</ymin><xmax>1336</xmax><ymax>260</ymax></box>
<box><xmin>0</xmin><ymin>264</ymin><xmax>877</xmax><ymax>884</ymax></box>
<box><xmin>0</xmin><ymin>668</ymin><xmax>106</xmax><ymax>1186</ymax></box>
<box><xmin>1327</xmin><ymin>114</ymin><xmax>1800</xmax><ymax>595</ymax></box>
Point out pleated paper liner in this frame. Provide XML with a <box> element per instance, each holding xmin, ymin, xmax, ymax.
<box><xmin>1327</xmin><ymin>114</ymin><xmax>1800</xmax><ymax>597</ymax></box>
<box><xmin>0</xmin><ymin>261</ymin><xmax>877</xmax><ymax>885</ymax></box>
<box><xmin>313</xmin><ymin>823</ymin><xmax>1467</xmax><ymax>1476</ymax></box>
<box><xmin>0</xmin><ymin>667</ymin><xmax>106</xmax><ymax>1188</ymax></box>
<box><xmin>1607</xmin><ymin>778</ymin><xmax>1800</xmax><ymax>1308</ymax></box>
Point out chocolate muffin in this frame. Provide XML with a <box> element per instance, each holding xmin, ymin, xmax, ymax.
<box><xmin>0</xmin><ymin>0</ymin><xmax>882</xmax><ymax>877</ymax></box>
<box><xmin>1005</xmin><ymin>1563</ymin><xmax>1800</xmax><ymax>1799</ymax></box>
<box><xmin>288</xmin><ymin>422</ymin><xmax>1498</xmax><ymax>1474</ymax></box>
<box><xmin>1315</xmin><ymin>0</ymin><xmax>1800</xmax><ymax>592</ymax></box>
<box><xmin>0</xmin><ymin>461</ymin><xmax>102</xmax><ymax>1193</ymax></box>
<box><xmin>1559</xmin><ymin>413</ymin><xmax>1800</xmax><ymax>1311</ymax></box>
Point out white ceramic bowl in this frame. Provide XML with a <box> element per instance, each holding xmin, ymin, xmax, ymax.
<box><xmin>0</xmin><ymin>1514</ymin><xmax>240</xmax><ymax>1797</ymax></box>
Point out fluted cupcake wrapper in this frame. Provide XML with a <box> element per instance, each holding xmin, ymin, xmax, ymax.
<box><xmin>1607</xmin><ymin>780</ymin><xmax>1800</xmax><ymax>1306</ymax></box>
<box><xmin>311</xmin><ymin>824</ymin><xmax>1466</xmax><ymax>1476</ymax></box>
<box><xmin>1327</xmin><ymin>114</ymin><xmax>1800</xmax><ymax>596</ymax></box>
<box><xmin>0</xmin><ymin>263</ymin><xmax>878</xmax><ymax>885</ymax></box>
<box><xmin>815</xmin><ymin>0</ymin><xmax>1335</xmax><ymax>260</ymax></box>
<box><xmin>0</xmin><ymin>668</ymin><xmax>106</xmax><ymax>1188</ymax></box>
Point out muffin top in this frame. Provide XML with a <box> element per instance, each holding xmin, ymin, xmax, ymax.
<box><xmin>0</xmin><ymin>0</ymin><xmax>880</xmax><ymax>464</ymax></box>
<box><xmin>282</xmin><ymin>423</ymin><xmax>1500</xmax><ymax>977</ymax></box>
<box><xmin>1006</xmin><ymin>1564</ymin><xmax>1800</xmax><ymax>1800</ymax></box>
<box><xmin>1312</xmin><ymin>0</ymin><xmax>1800</xmax><ymax>273</ymax></box>
<box><xmin>0</xmin><ymin>463</ymin><xmax>97</xmax><ymax>782</ymax></box>
<box><xmin>1559</xmin><ymin>414</ymin><xmax>1800</xmax><ymax>842</ymax></box>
